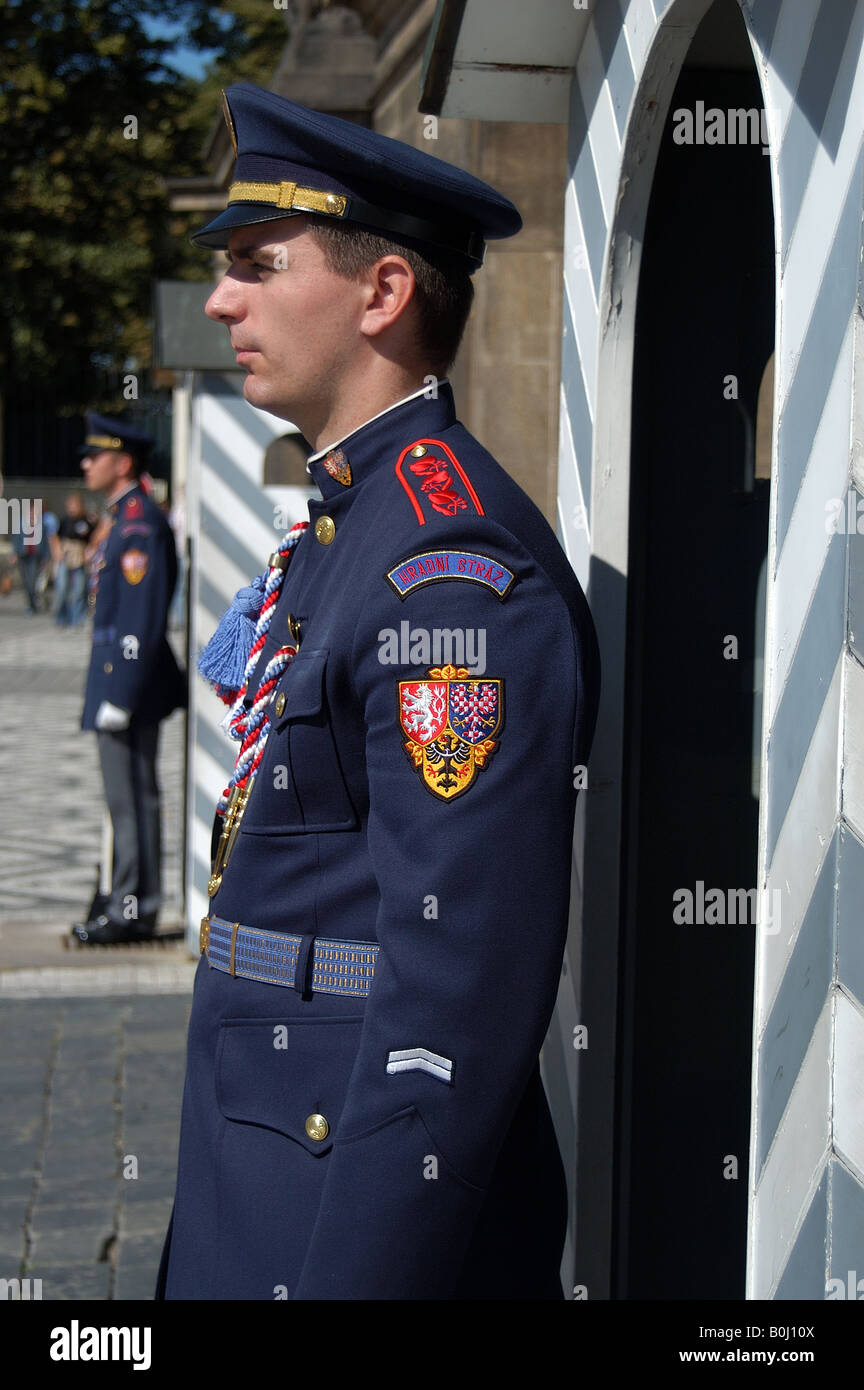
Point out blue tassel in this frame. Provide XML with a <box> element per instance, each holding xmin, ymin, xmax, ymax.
<box><xmin>197</xmin><ymin>575</ymin><xmax>265</xmax><ymax>692</ymax></box>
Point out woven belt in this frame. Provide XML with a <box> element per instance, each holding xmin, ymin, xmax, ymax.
<box><xmin>200</xmin><ymin>915</ymin><xmax>378</xmax><ymax>996</ymax></box>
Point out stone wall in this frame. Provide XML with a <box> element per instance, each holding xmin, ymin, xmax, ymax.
<box><xmin>372</xmin><ymin>46</ymin><xmax>567</xmax><ymax>521</ymax></box>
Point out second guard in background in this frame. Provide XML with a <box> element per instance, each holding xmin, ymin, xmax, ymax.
<box><xmin>72</xmin><ymin>415</ymin><xmax>187</xmax><ymax>946</ymax></box>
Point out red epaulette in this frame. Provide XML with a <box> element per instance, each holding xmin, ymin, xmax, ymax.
<box><xmin>395</xmin><ymin>438</ymin><xmax>484</xmax><ymax>526</ymax></box>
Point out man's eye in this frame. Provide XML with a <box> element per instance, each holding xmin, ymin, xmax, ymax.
<box><xmin>252</xmin><ymin>261</ymin><xmax>274</xmax><ymax>274</ymax></box>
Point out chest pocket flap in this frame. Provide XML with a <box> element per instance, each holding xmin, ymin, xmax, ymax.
<box><xmin>272</xmin><ymin>648</ymin><xmax>326</xmax><ymax>729</ymax></box>
<box><xmin>242</xmin><ymin>647</ymin><xmax>357</xmax><ymax>835</ymax></box>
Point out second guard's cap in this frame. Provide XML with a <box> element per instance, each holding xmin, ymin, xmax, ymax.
<box><xmin>79</xmin><ymin>413</ymin><xmax>154</xmax><ymax>459</ymax></box>
<box><xmin>190</xmin><ymin>83</ymin><xmax>522</xmax><ymax>271</ymax></box>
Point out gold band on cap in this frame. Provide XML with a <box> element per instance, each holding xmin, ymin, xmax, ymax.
<box><xmin>86</xmin><ymin>434</ymin><xmax>124</xmax><ymax>449</ymax></box>
<box><xmin>228</xmin><ymin>180</ymin><xmax>347</xmax><ymax>218</ymax></box>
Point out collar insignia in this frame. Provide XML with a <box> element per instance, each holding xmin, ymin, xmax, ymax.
<box><xmin>322</xmin><ymin>448</ymin><xmax>352</xmax><ymax>487</ymax></box>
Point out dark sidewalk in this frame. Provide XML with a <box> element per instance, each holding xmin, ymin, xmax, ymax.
<box><xmin>0</xmin><ymin>994</ymin><xmax>189</xmax><ymax>1301</ymax></box>
<box><xmin>0</xmin><ymin>579</ymin><xmax>194</xmax><ymax>1301</ymax></box>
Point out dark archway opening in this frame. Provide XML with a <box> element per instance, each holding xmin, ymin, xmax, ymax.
<box><xmin>616</xmin><ymin>0</ymin><xmax>775</xmax><ymax>1299</ymax></box>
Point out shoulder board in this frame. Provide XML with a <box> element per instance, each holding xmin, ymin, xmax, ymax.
<box><xmin>395</xmin><ymin>438</ymin><xmax>484</xmax><ymax>526</ymax></box>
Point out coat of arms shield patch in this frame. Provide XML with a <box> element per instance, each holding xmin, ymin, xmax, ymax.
<box><xmin>120</xmin><ymin>548</ymin><xmax>149</xmax><ymax>585</ymax></box>
<box><xmin>398</xmin><ymin>664</ymin><xmax>503</xmax><ymax>800</ymax></box>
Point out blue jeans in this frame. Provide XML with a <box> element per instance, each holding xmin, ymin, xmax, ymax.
<box><xmin>19</xmin><ymin>554</ymin><xmax>41</xmax><ymax>611</ymax></box>
<box><xmin>55</xmin><ymin>563</ymin><xmax>87</xmax><ymax>625</ymax></box>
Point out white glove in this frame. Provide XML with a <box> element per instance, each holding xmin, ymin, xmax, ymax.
<box><xmin>95</xmin><ymin>701</ymin><xmax>131</xmax><ymax>732</ymax></box>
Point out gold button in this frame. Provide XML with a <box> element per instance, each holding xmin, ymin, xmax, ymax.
<box><xmin>305</xmin><ymin>1113</ymin><xmax>329</xmax><ymax>1141</ymax></box>
<box><xmin>274</xmin><ymin>691</ymin><xmax>286</xmax><ymax>717</ymax></box>
<box><xmin>287</xmin><ymin>612</ymin><xmax>301</xmax><ymax>644</ymax></box>
<box><xmin>314</xmin><ymin>516</ymin><xmax>335</xmax><ymax>545</ymax></box>
<box><xmin>410</xmin><ymin>444</ymin><xmax>428</xmax><ymax>458</ymax></box>
<box><xmin>103</xmin><ymin>662</ymin><xmax>113</xmax><ymax>673</ymax></box>
<box><xmin>324</xmin><ymin>194</ymin><xmax>342</xmax><ymax>214</ymax></box>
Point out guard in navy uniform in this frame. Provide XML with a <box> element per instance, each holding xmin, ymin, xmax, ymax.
<box><xmin>72</xmin><ymin>416</ymin><xmax>186</xmax><ymax>946</ymax></box>
<box><xmin>158</xmin><ymin>84</ymin><xmax>600</xmax><ymax>1300</ymax></box>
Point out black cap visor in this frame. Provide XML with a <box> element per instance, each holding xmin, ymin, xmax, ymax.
<box><xmin>78</xmin><ymin>443</ymin><xmax>124</xmax><ymax>458</ymax></box>
<box><xmin>191</xmin><ymin>202</ymin><xmax>307</xmax><ymax>250</ymax></box>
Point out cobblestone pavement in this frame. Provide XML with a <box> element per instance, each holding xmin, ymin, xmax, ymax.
<box><xmin>0</xmin><ymin>585</ymin><xmax>194</xmax><ymax>1300</ymax></box>
<box><xmin>0</xmin><ymin>995</ymin><xmax>189</xmax><ymax>1301</ymax></box>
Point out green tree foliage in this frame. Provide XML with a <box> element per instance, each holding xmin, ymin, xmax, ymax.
<box><xmin>0</xmin><ymin>0</ymin><xmax>286</xmax><ymax>411</ymax></box>
<box><xmin>184</xmin><ymin>0</ymin><xmax>290</xmax><ymax>130</ymax></box>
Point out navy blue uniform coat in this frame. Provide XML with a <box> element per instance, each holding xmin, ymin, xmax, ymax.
<box><xmin>159</xmin><ymin>384</ymin><xmax>599</xmax><ymax>1300</ymax></box>
<box><xmin>81</xmin><ymin>484</ymin><xmax>185</xmax><ymax>729</ymax></box>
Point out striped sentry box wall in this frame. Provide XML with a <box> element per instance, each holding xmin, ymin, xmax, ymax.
<box><xmin>185</xmin><ymin>372</ymin><xmax>318</xmax><ymax>948</ymax></box>
<box><xmin>743</xmin><ymin>0</ymin><xmax>864</xmax><ymax>1299</ymax></box>
<box><xmin>539</xmin><ymin>0</ymin><xmax>864</xmax><ymax>1298</ymax></box>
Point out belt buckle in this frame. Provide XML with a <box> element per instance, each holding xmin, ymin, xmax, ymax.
<box><xmin>199</xmin><ymin>916</ymin><xmax>210</xmax><ymax>955</ymax></box>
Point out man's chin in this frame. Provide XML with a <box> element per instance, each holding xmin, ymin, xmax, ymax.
<box><xmin>241</xmin><ymin>373</ymin><xmax>267</xmax><ymax>408</ymax></box>
<box><xmin>241</xmin><ymin>374</ymin><xmax>293</xmax><ymax>421</ymax></box>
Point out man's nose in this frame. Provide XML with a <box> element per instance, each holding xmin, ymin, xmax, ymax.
<box><xmin>205</xmin><ymin>277</ymin><xmax>243</xmax><ymax>323</ymax></box>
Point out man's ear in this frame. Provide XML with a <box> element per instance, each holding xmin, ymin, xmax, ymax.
<box><xmin>359</xmin><ymin>255</ymin><xmax>416</xmax><ymax>339</ymax></box>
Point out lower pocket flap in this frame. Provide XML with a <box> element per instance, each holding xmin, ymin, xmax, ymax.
<box><xmin>216</xmin><ymin>1015</ymin><xmax>363</xmax><ymax>1156</ymax></box>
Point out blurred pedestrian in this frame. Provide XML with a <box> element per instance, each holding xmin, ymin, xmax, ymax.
<box><xmin>55</xmin><ymin>492</ymin><xmax>96</xmax><ymax>627</ymax></box>
<box><xmin>11</xmin><ymin>499</ymin><xmax>50</xmax><ymax>613</ymax></box>
<box><xmin>40</xmin><ymin>505</ymin><xmax>61</xmax><ymax>610</ymax></box>
<box><xmin>71</xmin><ymin>415</ymin><xmax>187</xmax><ymax>947</ymax></box>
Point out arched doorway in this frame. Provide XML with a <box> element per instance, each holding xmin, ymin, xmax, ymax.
<box><xmin>614</xmin><ymin>0</ymin><xmax>775</xmax><ymax>1298</ymax></box>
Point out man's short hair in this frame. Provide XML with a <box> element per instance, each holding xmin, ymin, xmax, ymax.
<box><xmin>306</xmin><ymin>216</ymin><xmax>474</xmax><ymax>376</ymax></box>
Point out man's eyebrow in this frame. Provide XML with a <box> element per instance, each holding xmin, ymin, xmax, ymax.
<box><xmin>226</xmin><ymin>243</ymin><xmax>275</xmax><ymax>265</ymax></box>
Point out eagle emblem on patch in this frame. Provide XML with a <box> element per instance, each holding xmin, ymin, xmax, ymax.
<box><xmin>120</xmin><ymin>548</ymin><xmax>148</xmax><ymax>585</ymax></box>
<box><xmin>398</xmin><ymin>665</ymin><xmax>503</xmax><ymax>801</ymax></box>
<box><xmin>322</xmin><ymin>448</ymin><xmax>352</xmax><ymax>486</ymax></box>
